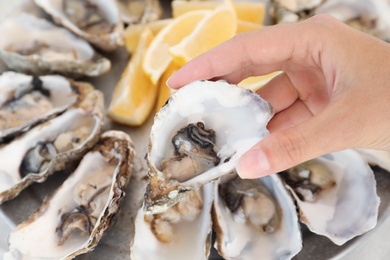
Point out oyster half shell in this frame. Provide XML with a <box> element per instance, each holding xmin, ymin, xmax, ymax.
<box><xmin>4</xmin><ymin>130</ymin><xmax>135</xmax><ymax>260</ymax></box>
<box><xmin>0</xmin><ymin>71</ymin><xmax>95</xmax><ymax>143</ymax></box>
<box><xmin>0</xmin><ymin>13</ymin><xmax>111</xmax><ymax>77</ymax></box>
<box><xmin>116</xmin><ymin>0</ymin><xmax>162</xmax><ymax>24</ymax></box>
<box><xmin>144</xmin><ymin>80</ymin><xmax>273</xmax><ymax>214</ymax></box>
<box><xmin>279</xmin><ymin>149</ymin><xmax>380</xmax><ymax>245</ymax></box>
<box><xmin>34</xmin><ymin>0</ymin><xmax>124</xmax><ymax>51</ymax></box>
<box><xmin>0</xmin><ymin>89</ymin><xmax>104</xmax><ymax>204</ymax></box>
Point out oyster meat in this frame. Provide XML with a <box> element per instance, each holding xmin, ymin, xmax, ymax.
<box><xmin>116</xmin><ymin>0</ymin><xmax>162</xmax><ymax>24</ymax></box>
<box><xmin>0</xmin><ymin>71</ymin><xmax>95</xmax><ymax>142</ymax></box>
<box><xmin>279</xmin><ymin>149</ymin><xmax>380</xmax><ymax>245</ymax></box>
<box><xmin>213</xmin><ymin>174</ymin><xmax>302</xmax><ymax>259</ymax></box>
<box><xmin>0</xmin><ymin>89</ymin><xmax>104</xmax><ymax>204</ymax></box>
<box><xmin>0</xmin><ymin>13</ymin><xmax>111</xmax><ymax>77</ymax></box>
<box><xmin>144</xmin><ymin>80</ymin><xmax>273</xmax><ymax>214</ymax></box>
<box><xmin>4</xmin><ymin>130</ymin><xmax>135</xmax><ymax>260</ymax></box>
<box><xmin>34</xmin><ymin>0</ymin><xmax>124</xmax><ymax>51</ymax></box>
<box><xmin>131</xmin><ymin>183</ymin><xmax>214</xmax><ymax>260</ymax></box>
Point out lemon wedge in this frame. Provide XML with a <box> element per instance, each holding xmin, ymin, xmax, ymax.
<box><xmin>143</xmin><ymin>10</ymin><xmax>210</xmax><ymax>85</ymax></box>
<box><xmin>107</xmin><ymin>28</ymin><xmax>157</xmax><ymax>126</ymax></box>
<box><xmin>169</xmin><ymin>4</ymin><xmax>237</xmax><ymax>66</ymax></box>
<box><xmin>155</xmin><ymin>62</ymin><xmax>180</xmax><ymax>111</ymax></box>
<box><xmin>238</xmin><ymin>72</ymin><xmax>283</xmax><ymax>92</ymax></box>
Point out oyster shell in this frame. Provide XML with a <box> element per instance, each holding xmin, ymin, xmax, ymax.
<box><xmin>4</xmin><ymin>130</ymin><xmax>135</xmax><ymax>260</ymax></box>
<box><xmin>34</xmin><ymin>0</ymin><xmax>124</xmax><ymax>51</ymax></box>
<box><xmin>116</xmin><ymin>0</ymin><xmax>162</xmax><ymax>24</ymax></box>
<box><xmin>144</xmin><ymin>80</ymin><xmax>273</xmax><ymax>214</ymax></box>
<box><xmin>131</xmin><ymin>183</ymin><xmax>214</xmax><ymax>260</ymax></box>
<box><xmin>0</xmin><ymin>71</ymin><xmax>95</xmax><ymax>143</ymax></box>
<box><xmin>0</xmin><ymin>13</ymin><xmax>111</xmax><ymax>77</ymax></box>
<box><xmin>279</xmin><ymin>149</ymin><xmax>380</xmax><ymax>245</ymax></box>
<box><xmin>356</xmin><ymin>148</ymin><xmax>390</xmax><ymax>172</ymax></box>
<box><xmin>0</xmin><ymin>89</ymin><xmax>104</xmax><ymax>204</ymax></box>
<box><xmin>213</xmin><ymin>174</ymin><xmax>302</xmax><ymax>259</ymax></box>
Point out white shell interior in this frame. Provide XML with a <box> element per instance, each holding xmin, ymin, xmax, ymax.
<box><xmin>131</xmin><ymin>183</ymin><xmax>214</xmax><ymax>260</ymax></box>
<box><xmin>4</xmin><ymin>149</ymin><xmax>119</xmax><ymax>259</ymax></box>
<box><xmin>288</xmin><ymin>149</ymin><xmax>380</xmax><ymax>245</ymax></box>
<box><xmin>0</xmin><ymin>13</ymin><xmax>94</xmax><ymax>61</ymax></box>
<box><xmin>356</xmin><ymin>148</ymin><xmax>390</xmax><ymax>172</ymax></box>
<box><xmin>149</xmin><ymin>80</ymin><xmax>273</xmax><ymax>188</ymax></box>
<box><xmin>213</xmin><ymin>174</ymin><xmax>302</xmax><ymax>259</ymax></box>
<box><xmin>0</xmin><ymin>108</ymin><xmax>99</xmax><ymax>194</ymax></box>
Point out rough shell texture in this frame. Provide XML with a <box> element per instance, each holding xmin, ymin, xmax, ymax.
<box><xmin>0</xmin><ymin>89</ymin><xmax>104</xmax><ymax>204</ymax></box>
<box><xmin>0</xmin><ymin>13</ymin><xmax>111</xmax><ymax>77</ymax></box>
<box><xmin>4</xmin><ymin>130</ymin><xmax>135</xmax><ymax>260</ymax></box>
<box><xmin>34</xmin><ymin>0</ymin><xmax>124</xmax><ymax>51</ymax></box>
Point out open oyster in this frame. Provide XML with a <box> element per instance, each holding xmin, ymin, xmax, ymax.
<box><xmin>34</xmin><ymin>0</ymin><xmax>124</xmax><ymax>51</ymax></box>
<box><xmin>213</xmin><ymin>174</ymin><xmax>302</xmax><ymax>259</ymax></box>
<box><xmin>279</xmin><ymin>149</ymin><xmax>380</xmax><ymax>245</ymax></box>
<box><xmin>116</xmin><ymin>0</ymin><xmax>162</xmax><ymax>24</ymax></box>
<box><xmin>0</xmin><ymin>13</ymin><xmax>111</xmax><ymax>77</ymax></box>
<box><xmin>131</xmin><ymin>183</ymin><xmax>214</xmax><ymax>260</ymax></box>
<box><xmin>4</xmin><ymin>130</ymin><xmax>135</xmax><ymax>260</ymax></box>
<box><xmin>144</xmin><ymin>80</ymin><xmax>273</xmax><ymax>214</ymax></box>
<box><xmin>0</xmin><ymin>71</ymin><xmax>95</xmax><ymax>143</ymax></box>
<box><xmin>0</xmin><ymin>89</ymin><xmax>104</xmax><ymax>204</ymax></box>
<box><xmin>356</xmin><ymin>148</ymin><xmax>390</xmax><ymax>172</ymax></box>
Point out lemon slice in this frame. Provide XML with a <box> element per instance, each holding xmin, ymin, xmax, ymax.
<box><xmin>155</xmin><ymin>62</ymin><xmax>179</xmax><ymax>111</ymax></box>
<box><xmin>107</xmin><ymin>28</ymin><xmax>157</xmax><ymax>126</ymax></box>
<box><xmin>169</xmin><ymin>5</ymin><xmax>237</xmax><ymax>66</ymax></box>
<box><xmin>237</xmin><ymin>20</ymin><xmax>263</xmax><ymax>34</ymax></box>
<box><xmin>172</xmin><ymin>0</ymin><xmax>265</xmax><ymax>24</ymax></box>
<box><xmin>143</xmin><ymin>10</ymin><xmax>210</xmax><ymax>85</ymax></box>
<box><xmin>238</xmin><ymin>72</ymin><xmax>283</xmax><ymax>92</ymax></box>
<box><xmin>123</xmin><ymin>19</ymin><xmax>172</xmax><ymax>53</ymax></box>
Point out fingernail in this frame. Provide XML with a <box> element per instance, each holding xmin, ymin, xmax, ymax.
<box><xmin>236</xmin><ymin>149</ymin><xmax>270</xmax><ymax>179</ymax></box>
<box><xmin>166</xmin><ymin>77</ymin><xmax>174</xmax><ymax>89</ymax></box>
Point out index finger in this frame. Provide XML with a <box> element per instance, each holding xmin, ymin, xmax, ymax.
<box><xmin>167</xmin><ymin>20</ymin><xmax>318</xmax><ymax>89</ymax></box>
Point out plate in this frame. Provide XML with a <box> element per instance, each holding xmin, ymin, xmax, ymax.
<box><xmin>1</xmin><ymin>1</ymin><xmax>390</xmax><ymax>259</ymax></box>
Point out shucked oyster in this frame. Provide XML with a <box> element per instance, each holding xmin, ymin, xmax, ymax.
<box><xmin>213</xmin><ymin>174</ymin><xmax>302</xmax><ymax>259</ymax></box>
<box><xmin>4</xmin><ymin>130</ymin><xmax>135</xmax><ymax>260</ymax></box>
<box><xmin>279</xmin><ymin>149</ymin><xmax>380</xmax><ymax>245</ymax></box>
<box><xmin>144</xmin><ymin>80</ymin><xmax>273</xmax><ymax>214</ymax></box>
<box><xmin>0</xmin><ymin>13</ymin><xmax>111</xmax><ymax>77</ymax></box>
<box><xmin>0</xmin><ymin>71</ymin><xmax>94</xmax><ymax>143</ymax></box>
<box><xmin>34</xmin><ymin>0</ymin><xmax>124</xmax><ymax>51</ymax></box>
<box><xmin>131</xmin><ymin>183</ymin><xmax>214</xmax><ymax>260</ymax></box>
<box><xmin>0</xmin><ymin>89</ymin><xmax>104</xmax><ymax>204</ymax></box>
<box><xmin>116</xmin><ymin>0</ymin><xmax>162</xmax><ymax>24</ymax></box>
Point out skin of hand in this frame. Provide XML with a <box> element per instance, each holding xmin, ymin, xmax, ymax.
<box><xmin>166</xmin><ymin>14</ymin><xmax>390</xmax><ymax>179</ymax></box>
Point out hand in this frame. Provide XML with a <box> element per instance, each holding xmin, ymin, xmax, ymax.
<box><xmin>167</xmin><ymin>15</ymin><xmax>390</xmax><ymax>179</ymax></box>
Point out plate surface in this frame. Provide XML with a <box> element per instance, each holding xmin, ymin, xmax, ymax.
<box><xmin>1</xmin><ymin>1</ymin><xmax>390</xmax><ymax>259</ymax></box>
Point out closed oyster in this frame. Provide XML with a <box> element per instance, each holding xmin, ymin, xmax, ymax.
<box><xmin>34</xmin><ymin>0</ymin><xmax>124</xmax><ymax>51</ymax></box>
<box><xmin>0</xmin><ymin>13</ymin><xmax>111</xmax><ymax>77</ymax></box>
<box><xmin>0</xmin><ymin>89</ymin><xmax>104</xmax><ymax>204</ymax></box>
<box><xmin>144</xmin><ymin>80</ymin><xmax>273</xmax><ymax>214</ymax></box>
<box><xmin>213</xmin><ymin>174</ymin><xmax>302</xmax><ymax>259</ymax></box>
<box><xmin>279</xmin><ymin>149</ymin><xmax>380</xmax><ymax>245</ymax></box>
<box><xmin>4</xmin><ymin>130</ymin><xmax>135</xmax><ymax>260</ymax></box>
<box><xmin>131</xmin><ymin>183</ymin><xmax>214</xmax><ymax>260</ymax></box>
<box><xmin>116</xmin><ymin>0</ymin><xmax>162</xmax><ymax>24</ymax></box>
<box><xmin>0</xmin><ymin>71</ymin><xmax>95</xmax><ymax>142</ymax></box>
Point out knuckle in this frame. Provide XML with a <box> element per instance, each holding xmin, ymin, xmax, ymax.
<box><xmin>275</xmin><ymin>131</ymin><xmax>306</xmax><ymax>167</ymax></box>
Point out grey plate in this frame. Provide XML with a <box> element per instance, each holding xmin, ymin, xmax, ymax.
<box><xmin>1</xmin><ymin>0</ymin><xmax>390</xmax><ymax>259</ymax></box>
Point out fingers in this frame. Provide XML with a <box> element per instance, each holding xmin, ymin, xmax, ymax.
<box><xmin>167</xmin><ymin>21</ymin><xmax>315</xmax><ymax>89</ymax></box>
<box><xmin>236</xmin><ymin>107</ymin><xmax>349</xmax><ymax>179</ymax></box>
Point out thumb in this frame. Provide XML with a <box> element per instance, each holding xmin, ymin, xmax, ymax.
<box><xmin>236</xmin><ymin>111</ymin><xmax>349</xmax><ymax>179</ymax></box>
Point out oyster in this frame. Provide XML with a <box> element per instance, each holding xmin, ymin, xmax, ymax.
<box><xmin>0</xmin><ymin>89</ymin><xmax>104</xmax><ymax>204</ymax></box>
<box><xmin>144</xmin><ymin>80</ymin><xmax>273</xmax><ymax>214</ymax></box>
<box><xmin>131</xmin><ymin>183</ymin><xmax>214</xmax><ymax>260</ymax></box>
<box><xmin>34</xmin><ymin>0</ymin><xmax>124</xmax><ymax>51</ymax></box>
<box><xmin>279</xmin><ymin>149</ymin><xmax>380</xmax><ymax>245</ymax></box>
<box><xmin>0</xmin><ymin>71</ymin><xmax>95</xmax><ymax>142</ymax></box>
<box><xmin>213</xmin><ymin>174</ymin><xmax>302</xmax><ymax>259</ymax></box>
<box><xmin>0</xmin><ymin>13</ymin><xmax>111</xmax><ymax>77</ymax></box>
<box><xmin>356</xmin><ymin>148</ymin><xmax>390</xmax><ymax>172</ymax></box>
<box><xmin>4</xmin><ymin>130</ymin><xmax>135</xmax><ymax>260</ymax></box>
<box><xmin>116</xmin><ymin>0</ymin><xmax>162</xmax><ymax>24</ymax></box>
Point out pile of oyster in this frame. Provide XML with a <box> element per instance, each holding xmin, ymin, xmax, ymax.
<box><xmin>270</xmin><ymin>0</ymin><xmax>390</xmax><ymax>42</ymax></box>
<box><xmin>132</xmin><ymin>80</ymin><xmax>382</xmax><ymax>259</ymax></box>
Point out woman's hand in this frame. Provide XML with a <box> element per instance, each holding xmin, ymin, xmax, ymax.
<box><xmin>167</xmin><ymin>15</ymin><xmax>390</xmax><ymax>179</ymax></box>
